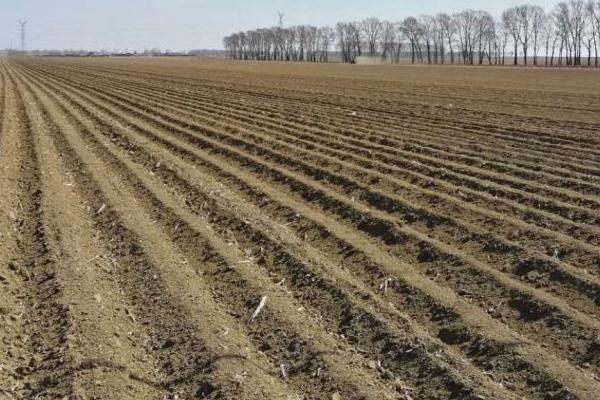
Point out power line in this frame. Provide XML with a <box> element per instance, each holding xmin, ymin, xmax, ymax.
<box><xmin>19</xmin><ymin>20</ymin><xmax>28</xmax><ymax>51</ymax></box>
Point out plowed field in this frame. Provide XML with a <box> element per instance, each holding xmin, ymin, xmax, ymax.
<box><xmin>1</xmin><ymin>58</ymin><xmax>600</xmax><ymax>400</ymax></box>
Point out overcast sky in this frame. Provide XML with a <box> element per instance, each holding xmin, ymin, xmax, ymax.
<box><xmin>0</xmin><ymin>0</ymin><xmax>559</xmax><ymax>51</ymax></box>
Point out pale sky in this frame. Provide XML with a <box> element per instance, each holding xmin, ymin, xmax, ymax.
<box><xmin>0</xmin><ymin>0</ymin><xmax>559</xmax><ymax>51</ymax></box>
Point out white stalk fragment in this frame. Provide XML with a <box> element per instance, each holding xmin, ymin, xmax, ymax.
<box><xmin>250</xmin><ymin>296</ymin><xmax>268</xmax><ymax>322</ymax></box>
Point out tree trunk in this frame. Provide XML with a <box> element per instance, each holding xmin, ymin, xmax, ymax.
<box><xmin>427</xmin><ymin>41</ymin><xmax>431</xmax><ymax>64</ymax></box>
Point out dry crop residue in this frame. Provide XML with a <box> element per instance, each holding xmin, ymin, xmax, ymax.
<box><xmin>1</xmin><ymin>57</ymin><xmax>600</xmax><ymax>400</ymax></box>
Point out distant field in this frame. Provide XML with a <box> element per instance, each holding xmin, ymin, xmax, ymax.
<box><xmin>1</xmin><ymin>57</ymin><xmax>600</xmax><ymax>400</ymax></box>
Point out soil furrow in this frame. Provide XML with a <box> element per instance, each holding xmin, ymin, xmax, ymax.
<box><xmin>15</xmin><ymin>60</ymin><xmax>600</xmax><ymax>400</ymax></box>
<box><xmin>16</xmin><ymin>67</ymin><xmax>167</xmax><ymax>399</ymax></box>
<box><xmin>25</xmin><ymin>62</ymin><xmax>600</xmax><ymax>343</ymax></box>
<box><xmin>15</xmin><ymin>62</ymin><xmax>402</xmax><ymax>400</ymax></box>
<box><xmin>24</xmin><ymin>61</ymin><xmax>600</xmax><ymax>264</ymax></box>
<box><xmin>0</xmin><ymin>65</ymin><xmax>75</xmax><ymax>399</ymax></box>
<box><xmin>5</xmin><ymin>57</ymin><xmax>600</xmax><ymax>400</ymax></box>
<box><xmin>18</xmin><ymin>59</ymin><xmax>579</xmax><ymax>400</ymax></box>
<box><xmin>45</xmin><ymin>68</ymin><xmax>600</xmax><ymax>275</ymax></box>
<box><xmin>27</xmin><ymin>63</ymin><xmax>600</xmax><ymax>357</ymax></box>
<box><xmin>40</xmin><ymin>63</ymin><xmax>600</xmax><ymax>213</ymax></box>
<box><xmin>0</xmin><ymin>64</ymin><xmax>31</xmax><ymax>399</ymax></box>
<box><xmin>43</xmin><ymin>60</ymin><xmax>600</xmax><ymax>164</ymax></box>
<box><xmin>29</xmin><ymin>61</ymin><xmax>600</xmax><ymax>186</ymax></box>
<box><xmin>12</xmin><ymin>64</ymin><xmax>245</xmax><ymax>400</ymax></box>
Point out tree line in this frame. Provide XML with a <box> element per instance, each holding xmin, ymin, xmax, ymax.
<box><xmin>223</xmin><ymin>1</ymin><xmax>600</xmax><ymax>67</ymax></box>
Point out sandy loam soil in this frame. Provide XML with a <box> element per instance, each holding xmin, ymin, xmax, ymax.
<box><xmin>1</xmin><ymin>57</ymin><xmax>600</xmax><ymax>399</ymax></box>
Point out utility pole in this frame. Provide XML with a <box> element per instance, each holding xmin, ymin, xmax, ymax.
<box><xmin>278</xmin><ymin>12</ymin><xmax>284</xmax><ymax>29</ymax></box>
<box><xmin>19</xmin><ymin>20</ymin><xmax>28</xmax><ymax>52</ymax></box>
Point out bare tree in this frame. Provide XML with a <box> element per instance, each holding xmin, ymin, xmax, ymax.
<box><xmin>510</xmin><ymin>5</ymin><xmax>544</xmax><ymax>65</ymax></box>
<box><xmin>350</xmin><ymin>22</ymin><xmax>363</xmax><ymax>57</ymax></box>
<box><xmin>379</xmin><ymin>20</ymin><xmax>396</xmax><ymax>61</ymax></box>
<box><xmin>474</xmin><ymin>11</ymin><xmax>496</xmax><ymax>64</ymax></box>
<box><xmin>517</xmin><ymin>5</ymin><xmax>531</xmax><ymax>65</ymax></box>
<box><xmin>503</xmin><ymin>7</ymin><xmax>522</xmax><ymax>64</ymax></box>
<box><xmin>318</xmin><ymin>27</ymin><xmax>335</xmax><ymax>62</ymax></box>
<box><xmin>401</xmin><ymin>17</ymin><xmax>422</xmax><ymax>63</ymax></box>
<box><xmin>455</xmin><ymin>10</ymin><xmax>478</xmax><ymax>64</ymax></box>
<box><xmin>568</xmin><ymin>0</ymin><xmax>587</xmax><ymax>65</ymax></box>
<box><xmin>589</xmin><ymin>1</ymin><xmax>600</xmax><ymax>65</ymax></box>
<box><xmin>554</xmin><ymin>2</ymin><xmax>572</xmax><ymax>65</ymax></box>
<box><xmin>419</xmin><ymin>15</ymin><xmax>436</xmax><ymax>64</ymax></box>
<box><xmin>542</xmin><ymin>14</ymin><xmax>558</xmax><ymax>65</ymax></box>
<box><xmin>224</xmin><ymin>2</ymin><xmax>597</xmax><ymax>67</ymax></box>
<box><xmin>497</xmin><ymin>21</ymin><xmax>510</xmax><ymax>64</ymax></box>
<box><xmin>362</xmin><ymin>17</ymin><xmax>382</xmax><ymax>57</ymax></box>
<box><xmin>336</xmin><ymin>22</ymin><xmax>360</xmax><ymax>63</ymax></box>
<box><xmin>436</xmin><ymin>13</ymin><xmax>456</xmax><ymax>63</ymax></box>
<box><xmin>530</xmin><ymin>6</ymin><xmax>546</xmax><ymax>65</ymax></box>
<box><xmin>394</xmin><ymin>23</ymin><xmax>406</xmax><ymax>63</ymax></box>
<box><xmin>584</xmin><ymin>18</ymin><xmax>595</xmax><ymax>65</ymax></box>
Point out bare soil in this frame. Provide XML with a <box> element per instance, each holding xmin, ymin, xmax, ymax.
<box><xmin>1</xmin><ymin>58</ymin><xmax>600</xmax><ymax>399</ymax></box>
